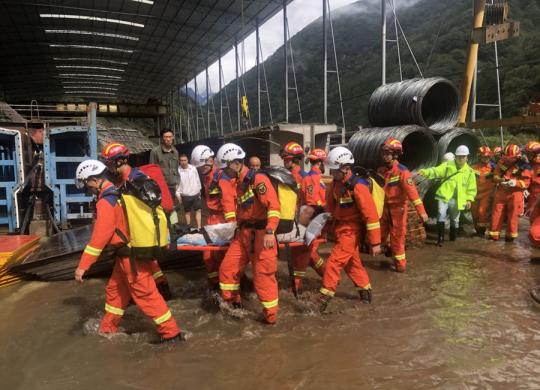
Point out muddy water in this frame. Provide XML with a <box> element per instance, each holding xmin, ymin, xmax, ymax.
<box><xmin>2</xmin><ymin>230</ymin><xmax>540</xmax><ymax>389</ymax></box>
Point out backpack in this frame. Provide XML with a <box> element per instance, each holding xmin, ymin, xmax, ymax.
<box><xmin>344</xmin><ymin>167</ymin><xmax>385</xmax><ymax>218</ymax></box>
<box><xmin>117</xmin><ymin>174</ymin><xmax>169</xmax><ymax>260</ymax></box>
<box><xmin>242</xmin><ymin>166</ymin><xmax>299</xmax><ymax>234</ymax></box>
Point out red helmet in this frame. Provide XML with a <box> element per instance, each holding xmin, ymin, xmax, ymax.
<box><xmin>102</xmin><ymin>142</ymin><xmax>129</xmax><ymax>162</ymax></box>
<box><xmin>493</xmin><ymin>146</ymin><xmax>503</xmax><ymax>155</ymax></box>
<box><xmin>504</xmin><ymin>144</ymin><xmax>520</xmax><ymax>158</ymax></box>
<box><xmin>308</xmin><ymin>148</ymin><xmax>327</xmax><ymax>161</ymax></box>
<box><xmin>281</xmin><ymin>142</ymin><xmax>304</xmax><ymax>159</ymax></box>
<box><xmin>477</xmin><ymin>146</ymin><xmax>492</xmax><ymax>157</ymax></box>
<box><xmin>381</xmin><ymin>137</ymin><xmax>403</xmax><ymax>153</ymax></box>
<box><xmin>525</xmin><ymin>141</ymin><xmax>540</xmax><ymax>154</ymax></box>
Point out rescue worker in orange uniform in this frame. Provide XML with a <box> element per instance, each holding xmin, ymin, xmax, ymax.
<box><xmin>190</xmin><ymin>145</ymin><xmax>237</xmax><ymax>291</ymax></box>
<box><xmin>524</xmin><ymin>141</ymin><xmax>540</xmax><ymax>213</ymax></box>
<box><xmin>101</xmin><ymin>142</ymin><xmax>172</xmax><ymax>300</ymax></box>
<box><xmin>376</xmin><ymin>138</ymin><xmax>428</xmax><ymax>273</ymax></box>
<box><xmin>492</xmin><ymin>146</ymin><xmax>503</xmax><ymax>164</ymax></box>
<box><xmin>217</xmin><ymin>143</ymin><xmax>281</xmax><ymax>324</ymax></box>
<box><xmin>73</xmin><ymin>159</ymin><xmax>183</xmax><ymax>343</ymax></box>
<box><xmin>489</xmin><ymin>144</ymin><xmax>532</xmax><ymax>242</ymax></box>
<box><xmin>302</xmin><ymin>148</ymin><xmax>327</xmax><ymax>208</ymax></box>
<box><xmin>281</xmin><ymin>142</ymin><xmax>325</xmax><ymax>291</ymax></box>
<box><xmin>319</xmin><ymin>146</ymin><xmax>381</xmax><ymax>312</ymax></box>
<box><xmin>471</xmin><ymin>146</ymin><xmax>495</xmax><ymax>236</ymax></box>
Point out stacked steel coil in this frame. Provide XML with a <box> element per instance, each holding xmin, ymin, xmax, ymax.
<box><xmin>368</xmin><ymin>77</ymin><xmax>460</xmax><ymax>133</ymax></box>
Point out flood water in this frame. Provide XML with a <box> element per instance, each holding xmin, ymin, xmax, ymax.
<box><xmin>2</xmin><ymin>225</ymin><xmax>540</xmax><ymax>389</ymax></box>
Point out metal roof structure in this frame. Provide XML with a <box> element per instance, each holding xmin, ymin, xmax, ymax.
<box><xmin>0</xmin><ymin>0</ymin><xmax>291</xmax><ymax>104</ymax></box>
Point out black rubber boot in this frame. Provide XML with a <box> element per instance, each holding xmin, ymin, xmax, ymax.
<box><xmin>449</xmin><ymin>226</ymin><xmax>457</xmax><ymax>242</ymax></box>
<box><xmin>358</xmin><ymin>289</ymin><xmax>372</xmax><ymax>304</ymax></box>
<box><xmin>157</xmin><ymin>282</ymin><xmax>173</xmax><ymax>301</ymax></box>
<box><xmin>319</xmin><ymin>294</ymin><xmax>331</xmax><ymax>313</ymax></box>
<box><xmin>476</xmin><ymin>227</ymin><xmax>486</xmax><ymax>237</ymax></box>
<box><xmin>160</xmin><ymin>332</ymin><xmax>187</xmax><ymax>344</ymax></box>
<box><xmin>437</xmin><ymin>222</ymin><xmax>445</xmax><ymax>247</ymax></box>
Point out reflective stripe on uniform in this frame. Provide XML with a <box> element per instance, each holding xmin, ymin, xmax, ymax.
<box><xmin>207</xmin><ymin>271</ymin><xmax>219</xmax><ymax>279</ymax></box>
<box><xmin>488</xmin><ymin>231</ymin><xmax>500</xmax><ymax>237</ymax></box>
<box><xmin>314</xmin><ymin>258</ymin><xmax>324</xmax><ymax>269</ymax></box>
<box><xmin>388</xmin><ymin>176</ymin><xmax>400</xmax><ymax>183</ymax></box>
<box><xmin>358</xmin><ymin>283</ymin><xmax>372</xmax><ymax>290</ymax></box>
<box><xmin>224</xmin><ymin>211</ymin><xmax>236</xmax><ymax>220</ymax></box>
<box><xmin>366</xmin><ymin>222</ymin><xmax>380</xmax><ymax>231</ymax></box>
<box><xmin>412</xmin><ymin>198</ymin><xmax>422</xmax><ymax>206</ymax></box>
<box><xmin>84</xmin><ymin>245</ymin><xmax>102</xmax><ymax>256</ymax></box>
<box><xmin>320</xmin><ymin>287</ymin><xmax>335</xmax><ymax>297</ymax></box>
<box><xmin>219</xmin><ymin>283</ymin><xmax>240</xmax><ymax>291</ymax></box>
<box><xmin>152</xmin><ymin>271</ymin><xmax>164</xmax><ymax>280</ymax></box>
<box><xmin>394</xmin><ymin>253</ymin><xmax>406</xmax><ymax>261</ymax></box>
<box><xmin>316</xmin><ymin>200</ymin><xmax>322</xmax><ymax>206</ymax></box>
<box><xmin>293</xmin><ymin>271</ymin><xmax>306</xmax><ymax>277</ymax></box>
<box><xmin>518</xmin><ymin>180</ymin><xmax>526</xmax><ymax>188</ymax></box>
<box><xmin>105</xmin><ymin>303</ymin><xmax>124</xmax><ymax>316</ymax></box>
<box><xmin>261</xmin><ymin>298</ymin><xmax>279</xmax><ymax>309</ymax></box>
<box><xmin>267</xmin><ymin>210</ymin><xmax>281</xmax><ymax>219</ymax></box>
<box><xmin>239</xmin><ymin>188</ymin><xmax>254</xmax><ymax>204</ymax></box>
<box><xmin>510</xmin><ymin>232</ymin><xmax>518</xmax><ymax>238</ymax></box>
<box><xmin>339</xmin><ymin>197</ymin><xmax>353</xmax><ymax>204</ymax></box>
<box><xmin>154</xmin><ymin>310</ymin><xmax>172</xmax><ymax>325</ymax></box>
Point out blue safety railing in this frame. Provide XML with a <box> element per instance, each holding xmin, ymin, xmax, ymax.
<box><xmin>0</xmin><ymin>128</ymin><xmax>24</xmax><ymax>232</ymax></box>
<box><xmin>44</xmin><ymin>124</ymin><xmax>97</xmax><ymax>226</ymax></box>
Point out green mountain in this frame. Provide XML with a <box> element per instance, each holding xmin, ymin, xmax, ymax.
<box><xmin>214</xmin><ymin>0</ymin><xmax>540</xmax><ymax>131</ymax></box>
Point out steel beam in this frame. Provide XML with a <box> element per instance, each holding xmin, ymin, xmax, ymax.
<box><xmin>283</xmin><ymin>0</ymin><xmax>289</xmax><ymax>123</ymax></box>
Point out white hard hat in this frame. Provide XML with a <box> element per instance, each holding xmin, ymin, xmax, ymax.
<box><xmin>455</xmin><ymin>145</ymin><xmax>470</xmax><ymax>156</ymax></box>
<box><xmin>216</xmin><ymin>143</ymin><xmax>246</xmax><ymax>168</ymax></box>
<box><xmin>443</xmin><ymin>152</ymin><xmax>455</xmax><ymax>162</ymax></box>
<box><xmin>75</xmin><ymin>159</ymin><xmax>106</xmax><ymax>189</ymax></box>
<box><xmin>191</xmin><ymin>145</ymin><xmax>215</xmax><ymax>168</ymax></box>
<box><xmin>326</xmin><ymin>146</ymin><xmax>355</xmax><ymax>170</ymax></box>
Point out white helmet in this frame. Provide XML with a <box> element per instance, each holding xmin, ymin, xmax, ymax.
<box><xmin>191</xmin><ymin>145</ymin><xmax>215</xmax><ymax>168</ymax></box>
<box><xmin>216</xmin><ymin>143</ymin><xmax>246</xmax><ymax>168</ymax></box>
<box><xmin>455</xmin><ymin>145</ymin><xmax>470</xmax><ymax>156</ymax></box>
<box><xmin>443</xmin><ymin>152</ymin><xmax>455</xmax><ymax>162</ymax></box>
<box><xmin>326</xmin><ymin>146</ymin><xmax>355</xmax><ymax>169</ymax></box>
<box><xmin>75</xmin><ymin>159</ymin><xmax>107</xmax><ymax>189</ymax></box>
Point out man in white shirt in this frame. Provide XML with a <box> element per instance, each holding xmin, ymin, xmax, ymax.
<box><xmin>176</xmin><ymin>154</ymin><xmax>203</xmax><ymax>228</ymax></box>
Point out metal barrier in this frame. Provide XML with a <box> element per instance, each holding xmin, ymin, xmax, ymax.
<box><xmin>44</xmin><ymin>123</ymin><xmax>97</xmax><ymax>227</ymax></box>
<box><xmin>0</xmin><ymin>128</ymin><xmax>24</xmax><ymax>231</ymax></box>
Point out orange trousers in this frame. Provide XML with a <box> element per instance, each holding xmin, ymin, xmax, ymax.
<box><xmin>381</xmin><ymin>203</ymin><xmax>408</xmax><ymax>269</ymax></box>
<box><xmin>471</xmin><ymin>193</ymin><xmax>492</xmax><ymax>231</ymax></box>
<box><xmin>219</xmin><ymin>227</ymin><xmax>279</xmax><ymax>324</ymax></box>
<box><xmin>530</xmin><ymin>203</ymin><xmax>540</xmax><ymax>246</ymax></box>
<box><xmin>99</xmin><ymin>257</ymin><xmax>180</xmax><ymax>339</ymax></box>
<box><xmin>292</xmin><ymin>241</ymin><xmax>325</xmax><ymax>289</ymax></box>
<box><xmin>203</xmin><ymin>212</ymin><xmax>226</xmax><ymax>286</ymax></box>
<box><xmin>320</xmin><ymin>224</ymin><xmax>370</xmax><ymax>298</ymax></box>
<box><xmin>150</xmin><ymin>260</ymin><xmax>167</xmax><ymax>285</ymax></box>
<box><xmin>489</xmin><ymin>189</ymin><xmax>524</xmax><ymax>240</ymax></box>
<box><xmin>528</xmin><ymin>189</ymin><xmax>540</xmax><ymax>213</ymax></box>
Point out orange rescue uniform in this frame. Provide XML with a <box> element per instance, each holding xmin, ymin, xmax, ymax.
<box><xmin>489</xmin><ymin>159</ymin><xmax>532</xmax><ymax>240</ymax></box>
<box><xmin>78</xmin><ymin>182</ymin><xmax>180</xmax><ymax>338</ymax></box>
<box><xmin>219</xmin><ymin>166</ymin><xmax>281</xmax><ymax>323</ymax></box>
<box><xmin>202</xmin><ymin>167</ymin><xmax>237</xmax><ymax>286</ymax></box>
<box><xmin>301</xmin><ymin>166</ymin><xmax>326</xmax><ymax>207</ymax></box>
<box><xmin>471</xmin><ymin>161</ymin><xmax>495</xmax><ymax>231</ymax></box>
<box><xmin>320</xmin><ymin>173</ymin><xmax>381</xmax><ymax>298</ymax></box>
<box><xmin>528</xmin><ymin>161</ymin><xmax>540</xmax><ymax>212</ymax></box>
<box><xmin>377</xmin><ymin>160</ymin><xmax>425</xmax><ymax>271</ymax></box>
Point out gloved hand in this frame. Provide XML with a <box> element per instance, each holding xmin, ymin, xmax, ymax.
<box><xmin>502</xmin><ymin>179</ymin><xmax>517</xmax><ymax>187</ymax></box>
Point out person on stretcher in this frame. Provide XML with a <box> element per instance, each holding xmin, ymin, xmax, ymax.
<box><xmin>176</xmin><ymin>205</ymin><xmax>327</xmax><ymax>247</ymax></box>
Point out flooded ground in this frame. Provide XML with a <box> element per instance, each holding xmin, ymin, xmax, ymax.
<box><xmin>2</xmin><ymin>224</ymin><xmax>540</xmax><ymax>389</ymax></box>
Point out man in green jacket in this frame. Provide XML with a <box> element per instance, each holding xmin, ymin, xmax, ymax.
<box><xmin>419</xmin><ymin>145</ymin><xmax>477</xmax><ymax>246</ymax></box>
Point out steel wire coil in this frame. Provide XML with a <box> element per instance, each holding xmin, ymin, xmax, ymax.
<box><xmin>436</xmin><ymin>127</ymin><xmax>480</xmax><ymax>164</ymax></box>
<box><xmin>368</xmin><ymin>77</ymin><xmax>460</xmax><ymax>133</ymax></box>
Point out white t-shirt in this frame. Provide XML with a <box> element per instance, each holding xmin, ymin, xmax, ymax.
<box><xmin>176</xmin><ymin>164</ymin><xmax>202</xmax><ymax>197</ymax></box>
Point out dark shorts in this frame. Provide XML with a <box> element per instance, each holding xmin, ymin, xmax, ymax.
<box><xmin>181</xmin><ymin>194</ymin><xmax>202</xmax><ymax>212</ymax></box>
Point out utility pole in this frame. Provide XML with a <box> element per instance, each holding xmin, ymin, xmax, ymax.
<box><xmin>381</xmin><ymin>0</ymin><xmax>386</xmax><ymax>85</ymax></box>
<box><xmin>283</xmin><ymin>0</ymin><xmax>289</xmax><ymax>123</ymax></box>
<box><xmin>256</xmin><ymin>18</ymin><xmax>261</xmax><ymax>127</ymax></box>
<box><xmin>323</xmin><ymin>0</ymin><xmax>328</xmax><ymax>123</ymax></box>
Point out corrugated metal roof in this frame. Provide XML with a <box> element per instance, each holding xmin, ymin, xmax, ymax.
<box><xmin>0</xmin><ymin>0</ymin><xmax>291</xmax><ymax>104</ymax></box>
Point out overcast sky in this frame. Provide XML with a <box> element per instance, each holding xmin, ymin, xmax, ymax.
<box><xmin>189</xmin><ymin>0</ymin><xmax>360</xmax><ymax>94</ymax></box>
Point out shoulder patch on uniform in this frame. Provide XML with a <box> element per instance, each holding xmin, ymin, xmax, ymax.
<box><xmin>256</xmin><ymin>182</ymin><xmax>267</xmax><ymax>195</ymax></box>
<box><xmin>306</xmin><ymin>184</ymin><xmax>314</xmax><ymax>194</ymax></box>
<box><xmin>406</xmin><ymin>177</ymin><xmax>414</xmax><ymax>185</ymax></box>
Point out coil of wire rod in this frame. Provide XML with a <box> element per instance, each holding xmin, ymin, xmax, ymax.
<box><xmin>368</xmin><ymin>77</ymin><xmax>460</xmax><ymax>133</ymax></box>
<box><xmin>436</xmin><ymin>127</ymin><xmax>481</xmax><ymax>164</ymax></box>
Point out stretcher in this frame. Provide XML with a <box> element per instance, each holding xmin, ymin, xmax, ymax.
<box><xmin>177</xmin><ymin>238</ymin><xmax>327</xmax><ymax>298</ymax></box>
